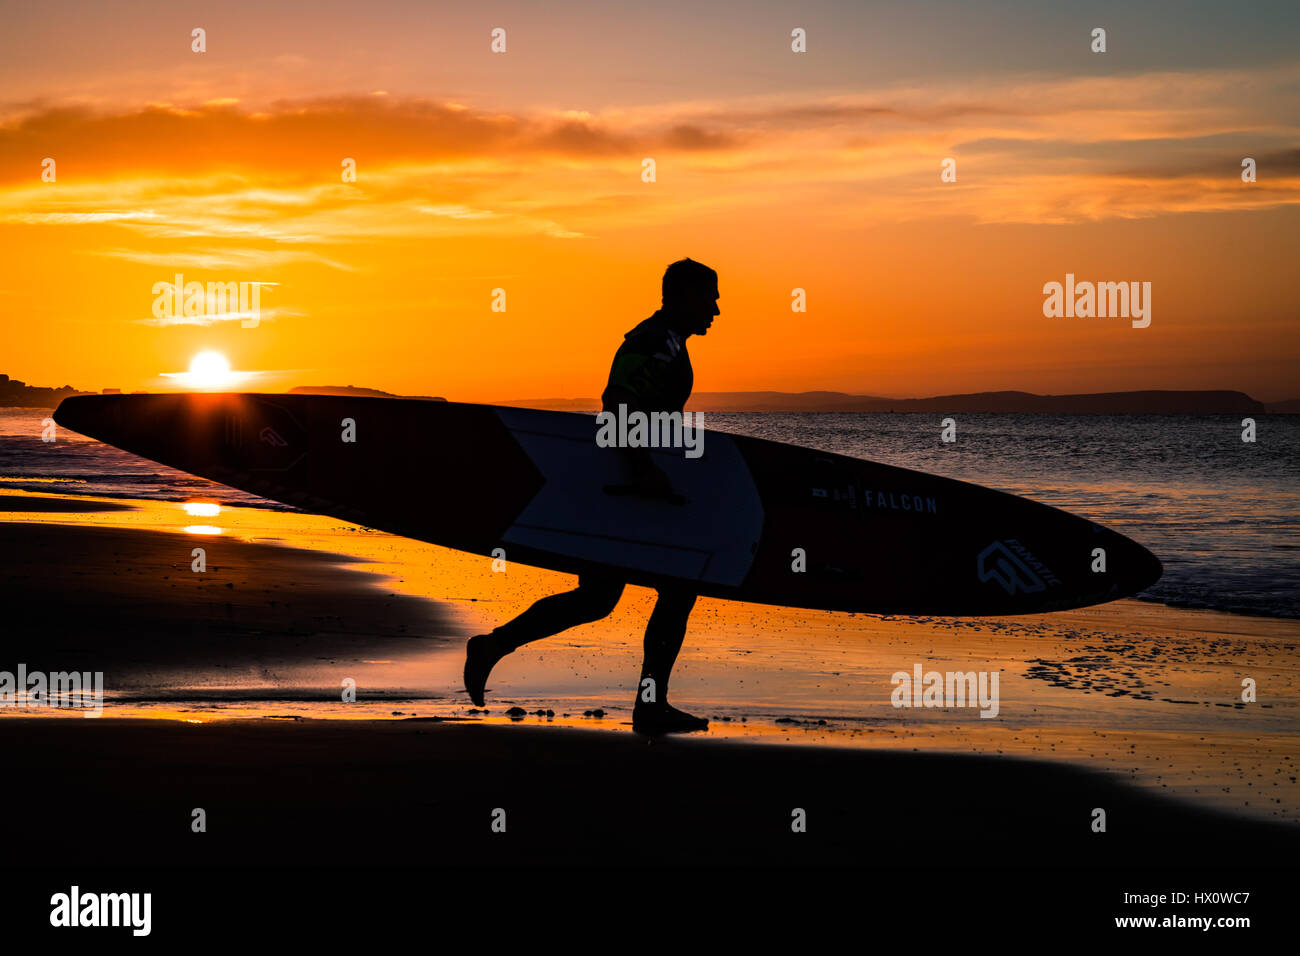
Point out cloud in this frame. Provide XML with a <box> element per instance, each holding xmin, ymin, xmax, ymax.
<box><xmin>0</xmin><ymin>64</ymin><xmax>1296</xmax><ymax>233</ymax></box>
<box><xmin>0</xmin><ymin>97</ymin><xmax>652</xmax><ymax>184</ymax></box>
<box><xmin>93</xmin><ymin>246</ymin><xmax>356</xmax><ymax>271</ymax></box>
<box><xmin>138</xmin><ymin>305</ymin><xmax>297</xmax><ymax>328</ymax></box>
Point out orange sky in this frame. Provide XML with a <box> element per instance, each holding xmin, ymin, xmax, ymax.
<box><xmin>2</xmin><ymin>1</ymin><xmax>1298</xmax><ymax>401</ymax></box>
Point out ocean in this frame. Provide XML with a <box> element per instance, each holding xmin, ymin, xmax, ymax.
<box><xmin>2</xmin><ymin>405</ymin><xmax>1297</xmax><ymax>619</ymax></box>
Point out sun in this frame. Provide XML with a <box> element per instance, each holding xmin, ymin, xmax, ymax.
<box><xmin>185</xmin><ymin>350</ymin><xmax>233</xmax><ymax>389</ymax></box>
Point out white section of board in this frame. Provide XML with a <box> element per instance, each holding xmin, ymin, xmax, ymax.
<box><xmin>494</xmin><ymin>407</ymin><xmax>764</xmax><ymax>587</ymax></box>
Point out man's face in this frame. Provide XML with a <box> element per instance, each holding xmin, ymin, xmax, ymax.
<box><xmin>683</xmin><ymin>282</ymin><xmax>720</xmax><ymax>336</ymax></box>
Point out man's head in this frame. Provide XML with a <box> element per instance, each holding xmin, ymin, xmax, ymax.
<box><xmin>661</xmin><ymin>258</ymin><xmax>719</xmax><ymax>336</ymax></box>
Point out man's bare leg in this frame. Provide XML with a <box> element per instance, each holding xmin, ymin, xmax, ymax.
<box><xmin>632</xmin><ymin>587</ymin><xmax>708</xmax><ymax>734</ymax></box>
<box><xmin>463</xmin><ymin>575</ymin><xmax>624</xmax><ymax>705</ymax></box>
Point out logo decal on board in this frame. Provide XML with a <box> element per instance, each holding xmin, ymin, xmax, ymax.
<box><xmin>259</xmin><ymin>425</ymin><xmax>288</xmax><ymax>447</ymax></box>
<box><xmin>977</xmin><ymin>540</ymin><xmax>1047</xmax><ymax>595</ymax></box>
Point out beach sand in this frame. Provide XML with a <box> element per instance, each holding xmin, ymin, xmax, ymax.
<box><xmin>1</xmin><ymin>488</ymin><xmax>1298</xmax><ymax>869</ymax></box>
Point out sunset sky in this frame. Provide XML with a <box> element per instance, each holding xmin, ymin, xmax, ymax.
<box><xmin>1</xmin><ymin>0</ymin><xmax>1298</xmax><ymax>401</ymax></box>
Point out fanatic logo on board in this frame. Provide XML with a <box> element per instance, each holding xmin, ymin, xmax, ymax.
<box><xmin>977</xmin><ymin>540</ymin><xmax>1058</xmax><ymax>595</ymax></box>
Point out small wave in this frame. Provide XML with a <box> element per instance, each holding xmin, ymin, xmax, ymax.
<box><xmin>0</xmin><ymin>475</ymin><xmax>87</xmax><ymax>484</ymax></box>
<box><xmin>2</xmin><ymin>472</ymin><xmax>168</xmax><ymax>481</ymax></box>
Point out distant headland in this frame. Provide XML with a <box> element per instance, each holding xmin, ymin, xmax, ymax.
<box><xmin>499</xmin><ymin>389</ymin><xmax>1283</xmax><ymax>415</ymax></box>
<box><xmin>2</xmin><ymin>373</ymin><xmax>1293</xmax><ymax>414</ymax></box>
<box><xmin>287</xmin><ymin>385</ymin><xmax>447</xmax><ymax>401</ymax></box>
<box><xmin>0</xmin><ymin>374</ymin><xmax>94</xmax><ymax>408</ymax></box>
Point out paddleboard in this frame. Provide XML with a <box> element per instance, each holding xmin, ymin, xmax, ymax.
<box><xmin>53</xmin><ymin>393</ymin><xmax>1162</xmax><ymax>615</ymax></box>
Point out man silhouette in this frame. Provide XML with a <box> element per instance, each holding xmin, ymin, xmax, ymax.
<box><xmin>464</xmin><ymin>258</ymin><xmax>719</xmax><ymax>734</ymax></box>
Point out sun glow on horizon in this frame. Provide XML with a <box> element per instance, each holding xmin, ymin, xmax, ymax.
<box><xmin>180</xmin><ymin>350</ymin><xmax>233</xmax><ymax>389</ymax></box>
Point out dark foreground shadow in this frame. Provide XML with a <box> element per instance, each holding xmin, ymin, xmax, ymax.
<box><xmin>2</xmin><ymin>717</ymin><xmax>1295</xmax><ymax>868</ymax></box>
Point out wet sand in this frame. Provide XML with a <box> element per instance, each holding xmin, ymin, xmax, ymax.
<box><xmin>2</xmin><ymin>488</ymin><xmax>1298</xmax><ymax>864</ymax></box>
<box><xmin>0</xmin><ymin>518</ymin><xmax>453</xmax><ymax>673</ymax></box>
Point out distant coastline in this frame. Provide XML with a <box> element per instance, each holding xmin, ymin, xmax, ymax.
<box><xmin>286</xmin><ymin>385</ymin><xmax>447</xmax><ymax>401</ymax></box>
<box><xmin>499</xmin><ymin>389</ymin><xmax>1287</xmax><ymax>415</ymax></box>
<box><xmin>0</xmin><ymin>374</ymin><xmax>94</xmax><ymax>409</ymax></box>
<box><xmin>3</xmin><ymin>372</ymin><xmax>1294</xmax><ymax>413</ymax></box>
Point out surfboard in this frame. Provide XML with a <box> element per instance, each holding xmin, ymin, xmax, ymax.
<box><xmin>53</xmin><ymin>393</ymin><xmax>1162</xmax><ymax>615</ymax></box>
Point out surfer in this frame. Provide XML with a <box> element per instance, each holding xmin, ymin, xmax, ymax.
<box><xmin>464</xmin><ymin>258</ymin><xmax>719</xmax><ymax>734</ymax></box>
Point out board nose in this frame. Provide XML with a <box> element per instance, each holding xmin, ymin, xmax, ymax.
<box><xmin>1117</xmin><ymin>532</ymin><xmax>1163</xmax><ymax>596</ymax></box>
<box><xmin>1134</xmin><ymin>540</ymin><xmax>1164</xmax><ymax>592</ymax></box>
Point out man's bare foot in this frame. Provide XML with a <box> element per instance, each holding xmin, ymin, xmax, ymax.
<box><xmin>464</xmin><ymin>633</ymin><xmax>508</xmax><ymax>706</ymax></box>
<box><xmin>632</xmin><ymin>702</ymin><xmax>709</xmax><ymax>735</ymax></box>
